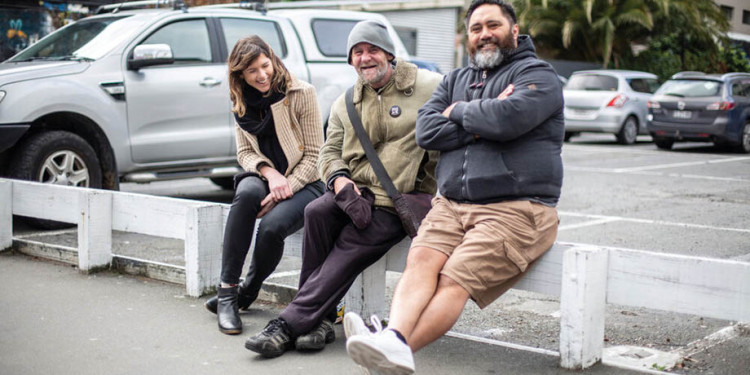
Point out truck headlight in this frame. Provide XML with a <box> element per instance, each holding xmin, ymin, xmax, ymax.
<box><xmin>0</xmin><ymin>91</ymin><xmax>5</xmax><ymax>104</ymax></box>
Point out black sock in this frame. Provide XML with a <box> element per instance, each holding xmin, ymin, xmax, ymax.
<box><xmin>389</xmin><ymin>328</ymin><xmax>408</xmax><ymax>345</ymax></box>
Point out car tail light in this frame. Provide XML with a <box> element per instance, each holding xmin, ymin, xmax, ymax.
<box><xmin>606</xmin><ymin>94</ymin><xmax>628</xmax><ymax>108</ymax></box>
<box><xmin>706</xmin><ymin>100</ymin><xmax>735</xmax><ymax>110</ymax></box>
<box><xmin>647</xmin><ymin>100</ymin><xmax>660</xmax><ymax>109</ymax></box>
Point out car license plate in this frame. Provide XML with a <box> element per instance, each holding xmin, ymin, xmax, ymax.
<box><xmin>672</xmin><ymin>110</ymin><xmax>692</xmax><ymax>119</ymax></box>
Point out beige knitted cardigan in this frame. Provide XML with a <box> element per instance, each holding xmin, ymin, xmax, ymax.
<box><xmin>234</xmin><ymin>77</ymin><xmax>323</xmax><ymax>192</ymax></box>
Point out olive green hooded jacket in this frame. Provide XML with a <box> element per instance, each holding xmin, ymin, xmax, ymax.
<box><xmin>319</xmin><ymin>59</ymin><xmax>441</xmax><ymax>208</ymax></box>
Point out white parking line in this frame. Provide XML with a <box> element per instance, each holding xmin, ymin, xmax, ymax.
<box><xmin>565</xmin><ymin>166</ymin><xmax>750</xmax><ymax>182</ymax></box>
<box><xmin>558</xmin><ymin>211</ymin><xmax>750</xmax><ymax>234</ymax></box>
<box><xmin>612</xmin><ymin>156</ymin><xmax>750</xmax><ymax>173</ymax></box>
<box><xmin>558</xmin><ymin>217</ymin><xmax>620</xmax><ymax>231</ymax></box>
<box><xmin>563</xmin><ymin>144</ymin><xmax>660</xmax><ymax>156</ymax></box>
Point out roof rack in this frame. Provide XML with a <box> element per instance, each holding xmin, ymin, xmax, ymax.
<box><xmin>200</xmin><ymin>1</ymin><xmax>267</xmax><ymax>15</ymax></box>
<box><xmin>95</xmin><ymin>0</ymin><xmax>187</xmax><ymax>14</ymax></box>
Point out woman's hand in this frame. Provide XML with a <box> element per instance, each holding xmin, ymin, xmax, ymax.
<box><xmin>260</xmin><ymin>165</ymin><xmax>293</xmax><ymax>202</ymax></box>
<box><xmin>257</xmin><ymin>194</ymin><xmax>277</xmax><ymax>218</ymax></box>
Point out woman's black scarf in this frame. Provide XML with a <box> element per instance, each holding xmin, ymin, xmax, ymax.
<box><xmin>234</xmin><ymin>82</ymin><xmax>289</xmax><ymax>175</ymax></box>
<box><xmin>234</xmin><ymin>83</ymin><xmax>285</xmax><ymax>135</ymax></box>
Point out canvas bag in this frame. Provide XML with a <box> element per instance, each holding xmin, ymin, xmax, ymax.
<box><xmin>344</xmin><ymin>87</ymin><xmax>432</xmax><ymax>238</ymax></box>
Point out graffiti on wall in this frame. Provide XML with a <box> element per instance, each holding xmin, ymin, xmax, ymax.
<box><xmin>1</xmin><ymin>9</ymin><xmax>54</xmax><ymax>61</ymax></box>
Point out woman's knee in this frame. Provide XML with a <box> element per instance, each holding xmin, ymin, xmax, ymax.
<box><xmin>234</xmin><ymin>177</ymin><xmax>266</xmax><ymax>205</ymax></box>
<box><xmin>256</xmin><ymin>217</ymin><xmax>288</xmax><ymax>241</ymax></box>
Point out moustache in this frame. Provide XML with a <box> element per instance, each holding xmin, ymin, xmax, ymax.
<box><xmin>476</xmin><ymin>38</ymin><xmax>500</xmax><ymax>50</ymax></box>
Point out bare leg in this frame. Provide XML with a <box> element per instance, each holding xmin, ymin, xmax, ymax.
<box><xmin>406</xmin><ymin>274</ymin><xmax>470</xmax><ymax>351</ymax></box>
<box><xmin>387</xmin><ymin>246</ymin><xmax>448</xmax><ymax>339</ymax></box>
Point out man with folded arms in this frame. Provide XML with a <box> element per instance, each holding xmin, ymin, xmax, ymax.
<box><xmin>344</xmin><ymin>1</ymin><xmax>564</xmax><ymax>373</ymax></box>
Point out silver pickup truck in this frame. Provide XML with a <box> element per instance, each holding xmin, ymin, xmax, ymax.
<box><xmin>0</xmin><ymin>1</ymin><xmax>409</xmax><ymax>193</ymax></box>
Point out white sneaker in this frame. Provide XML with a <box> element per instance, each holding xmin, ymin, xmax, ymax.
<box><xmin>346</xmin><ymin>329</ymin><xmax>415</xmax><ymax>375</ymax></box>
<box><xmin>345</xmin><ymin>313</ymin><xmax>386</xmax><ymax>374</ymax></box>
<box><xmin>344</xmin><ymin>312</ymin><xmax>384</xmax><ymax>339</ymax></box>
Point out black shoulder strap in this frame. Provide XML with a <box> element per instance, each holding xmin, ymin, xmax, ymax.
<box><xmin>345</xmin><ymin>87</ymin><xmax>401</xmax><ymax>200</ymax></box>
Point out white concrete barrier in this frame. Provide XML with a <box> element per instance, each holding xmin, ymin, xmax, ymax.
<box><xmin>2</xmin><ymin>177</ymin><xmax>748</xmax><ymax>370</ymax></box>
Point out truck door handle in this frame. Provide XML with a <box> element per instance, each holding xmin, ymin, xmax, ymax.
<box><xmin>200</xmin><ymin>78</ymin><xmax>221</xmax><ymax>87</ymax></box>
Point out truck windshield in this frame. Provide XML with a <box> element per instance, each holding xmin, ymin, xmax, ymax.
<box><xmin>8</xmin><ymin>15</ymin><xmax>142</xmax><ymax>62</ymax></box>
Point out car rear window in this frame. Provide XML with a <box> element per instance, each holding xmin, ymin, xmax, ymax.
<box><xmin>311</xmin><ymin>19</ymin><xmax>358</xmax><ymax>57</ymax></box>
<box><xmin>656</xmin><ymin>79</ymin><xmax>722</xmax><ymax>98</ymax></box>
<box><xmin>566</xmin><ymin>74</ymin><xmax>618</xmax><ymax>91</ymax></box>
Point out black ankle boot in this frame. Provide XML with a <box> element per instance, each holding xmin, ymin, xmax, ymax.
<box><xmin>217</xmin><ymin>286</ymin><xmax>242</xmax><ymax>335</ymax></box>
<box><xmin>204</xmin><ymin>282</ymin><xmax>258</xmax><ymax>314</ymax></box>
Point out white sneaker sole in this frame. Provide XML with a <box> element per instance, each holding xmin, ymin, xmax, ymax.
<box><xmin>347</xmin><ymin>339</ymin><xmax>414</xmax><ymax>375</ymax></box>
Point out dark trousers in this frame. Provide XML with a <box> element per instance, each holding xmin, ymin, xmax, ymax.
<box><xmin>279</xmin><ymin>191</ymin><xmax>406</xmax><ymax>336</ymax></box>
<box><xmin>220</xmin><ymin>176</ymin><xmax>324</xmax><ymax>294</ymax></box>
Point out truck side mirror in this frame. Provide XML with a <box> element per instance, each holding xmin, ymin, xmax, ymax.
<box><xmin>128</xmin><ymin>44</ymin><xmax>174</xmax><ymax>70</ymax></box>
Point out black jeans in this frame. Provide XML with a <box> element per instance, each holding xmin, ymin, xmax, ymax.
<box><xmin>279</xmin><ymin>191</ymin><xmax>406</xmax><ymax>336</ymax></box>
<box><xmin>220</xmin><ymin>176</ymin><xmax>324</xmax><ymax>294</ymax></box>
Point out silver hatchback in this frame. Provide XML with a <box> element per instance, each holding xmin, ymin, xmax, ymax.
<box><xmin>563</xmin><ymin>70</ymin><xmax>660</xmax><ymax>144</ymax></box>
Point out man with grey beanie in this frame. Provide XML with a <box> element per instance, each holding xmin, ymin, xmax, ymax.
<box><xmin>244</xmin><ymin>19</ymin><xmax>442</xmax><ymax>359</ymax></box>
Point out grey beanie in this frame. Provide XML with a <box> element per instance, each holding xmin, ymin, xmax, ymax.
<box><xmin>346</xmin><ymin>20</ymin><xmax>395</xmax><ymax>64</ymax></box>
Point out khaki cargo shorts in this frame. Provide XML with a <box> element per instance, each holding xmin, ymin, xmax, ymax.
<box><xmin>410</xmin><ymin>196</ymin><xmax>559</xmax><ymax>308</ymax></box>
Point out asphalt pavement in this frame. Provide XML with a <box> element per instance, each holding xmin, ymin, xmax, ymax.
<box><xmin>3</xmin><ymin>135</ymin><xmax>749</xmax><ymax>374</ymax></box>
<box><xmin>0</xmin><ymin>251</ymin><xmax>641</xmax><ymax>375</ymax></box>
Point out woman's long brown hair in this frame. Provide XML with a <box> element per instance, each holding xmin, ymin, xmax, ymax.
<box><xmin>228</xmin><ymin>35</ymin><xmax>290</xmax><ymax>117</ymax></box>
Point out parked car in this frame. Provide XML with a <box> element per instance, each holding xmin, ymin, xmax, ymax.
<box><xmin>0</xmin><ymin>0</ymin><xmax>409</xmax><ymax>195</ymax></box>
<box><xmin>410</xmin><ymin>58</ymin><xmax>442</xmax><ymax>74</ymax></box>
<box><xmin>563</xmin><ymin>70</ymin><xmax>660</xmax><ymax>144</ymax></box>
<box><xmin>647</xmin><ymin>71</ymin><xmax>750</xmax><ymax>153</ymax></box>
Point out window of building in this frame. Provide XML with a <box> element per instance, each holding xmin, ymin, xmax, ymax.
<box><xmin>394</xmin><ymin>26</ymin><xmax>418</xmax><ymax>56</ymax></box>
<box><xmin>743</xmin><ymin>10</ymin><xmax>750</xmax><ymax>25</ymax></box>
<box><xmin>720</xmin><ymin>5</ymin><xmax>733</xmax><ymax>21</ymax></box>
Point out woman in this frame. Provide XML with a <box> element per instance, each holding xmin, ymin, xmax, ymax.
<box><xmin>205</xmin><ymin>35</ymin><xmax>324</xmax><ymax>335</ymax></box>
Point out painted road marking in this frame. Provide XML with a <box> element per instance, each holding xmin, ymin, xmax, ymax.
<box><xmin>558</xmin><ymin>211</ymin><xmax>750</xmax><ymax>234</ymax></box>
<box><xmin>565</xmin><ymin>166</ymin><xmax>750</xmax><ymax>182</ymax></box>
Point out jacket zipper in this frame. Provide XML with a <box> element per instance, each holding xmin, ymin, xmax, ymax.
<box><xmin>461</xmin><ymin>69</ymin><xmax>488</xmax><ymax>200</ymax></box>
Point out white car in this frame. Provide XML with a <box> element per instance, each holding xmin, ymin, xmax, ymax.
<box><xmin>563</xmin><ymin>70</ymin><xmax>660</xmax><ymax>144</ymax></box>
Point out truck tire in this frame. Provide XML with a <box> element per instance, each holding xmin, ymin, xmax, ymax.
<box><xmin>210</xmin><ymin>177</ymin><xmax>235</xmax><ymax>190</ymax></box>
<box><xmin>9</xmin><ymin>130</ymin><xmax>102</xmax><ymax>229</ymax></box>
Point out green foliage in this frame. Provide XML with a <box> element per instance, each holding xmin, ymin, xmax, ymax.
<box><xmin>512</xmin><ymin>0</ymin><xmax>746</xmax><ymax>75</ymax></box>
<box><xmin>630</xmin><ymin>35</ymin><xmax>750</xmax><ymax>80</ymax></box>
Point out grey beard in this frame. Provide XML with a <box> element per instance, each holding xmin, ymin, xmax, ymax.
<box><xmin>471</xmin><ymin>47</ymin><xmax>515</xmax><ymax>69</ymax></box>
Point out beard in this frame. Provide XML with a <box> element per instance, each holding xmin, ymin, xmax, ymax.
<box><xmin>357</xmin><ymin>63</ymin><xmax>389</xmax><ymax>86</ymax></box>
<box><xmin>470</xmin><ymin>34</ymin><xmax>516</xmax><ymax>70</ymax></box>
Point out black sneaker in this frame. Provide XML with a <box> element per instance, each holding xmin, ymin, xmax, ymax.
<box><xmin>295</xmin><ymin>319</ymin><xmax>335</xmax><ymax>351</ymax></box>
<box><xmin>244</xmin><ymin>318</ymin><xmax>294</xmax><ymax>358</ymax></box>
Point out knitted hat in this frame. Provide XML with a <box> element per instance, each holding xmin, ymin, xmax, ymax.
<box><xmin>346</xmin><ymin>20</ymin><xmax>395</xmax><ymax>64</ymax></box>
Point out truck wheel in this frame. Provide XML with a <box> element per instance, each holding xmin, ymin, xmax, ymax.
<box><xmin>210</xmin><ymin>177</ymin><xmax>235</xmax><ymax>190</ymax></box>
<box><xmin>9</xmin><ymin>130</ymin><xmax>102</xmax><ymax>229</ymax></box>
<box><xmin>616</xmin><ymin>116</ymin><xmax>638</xmax><ymax>145</ymax></box>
